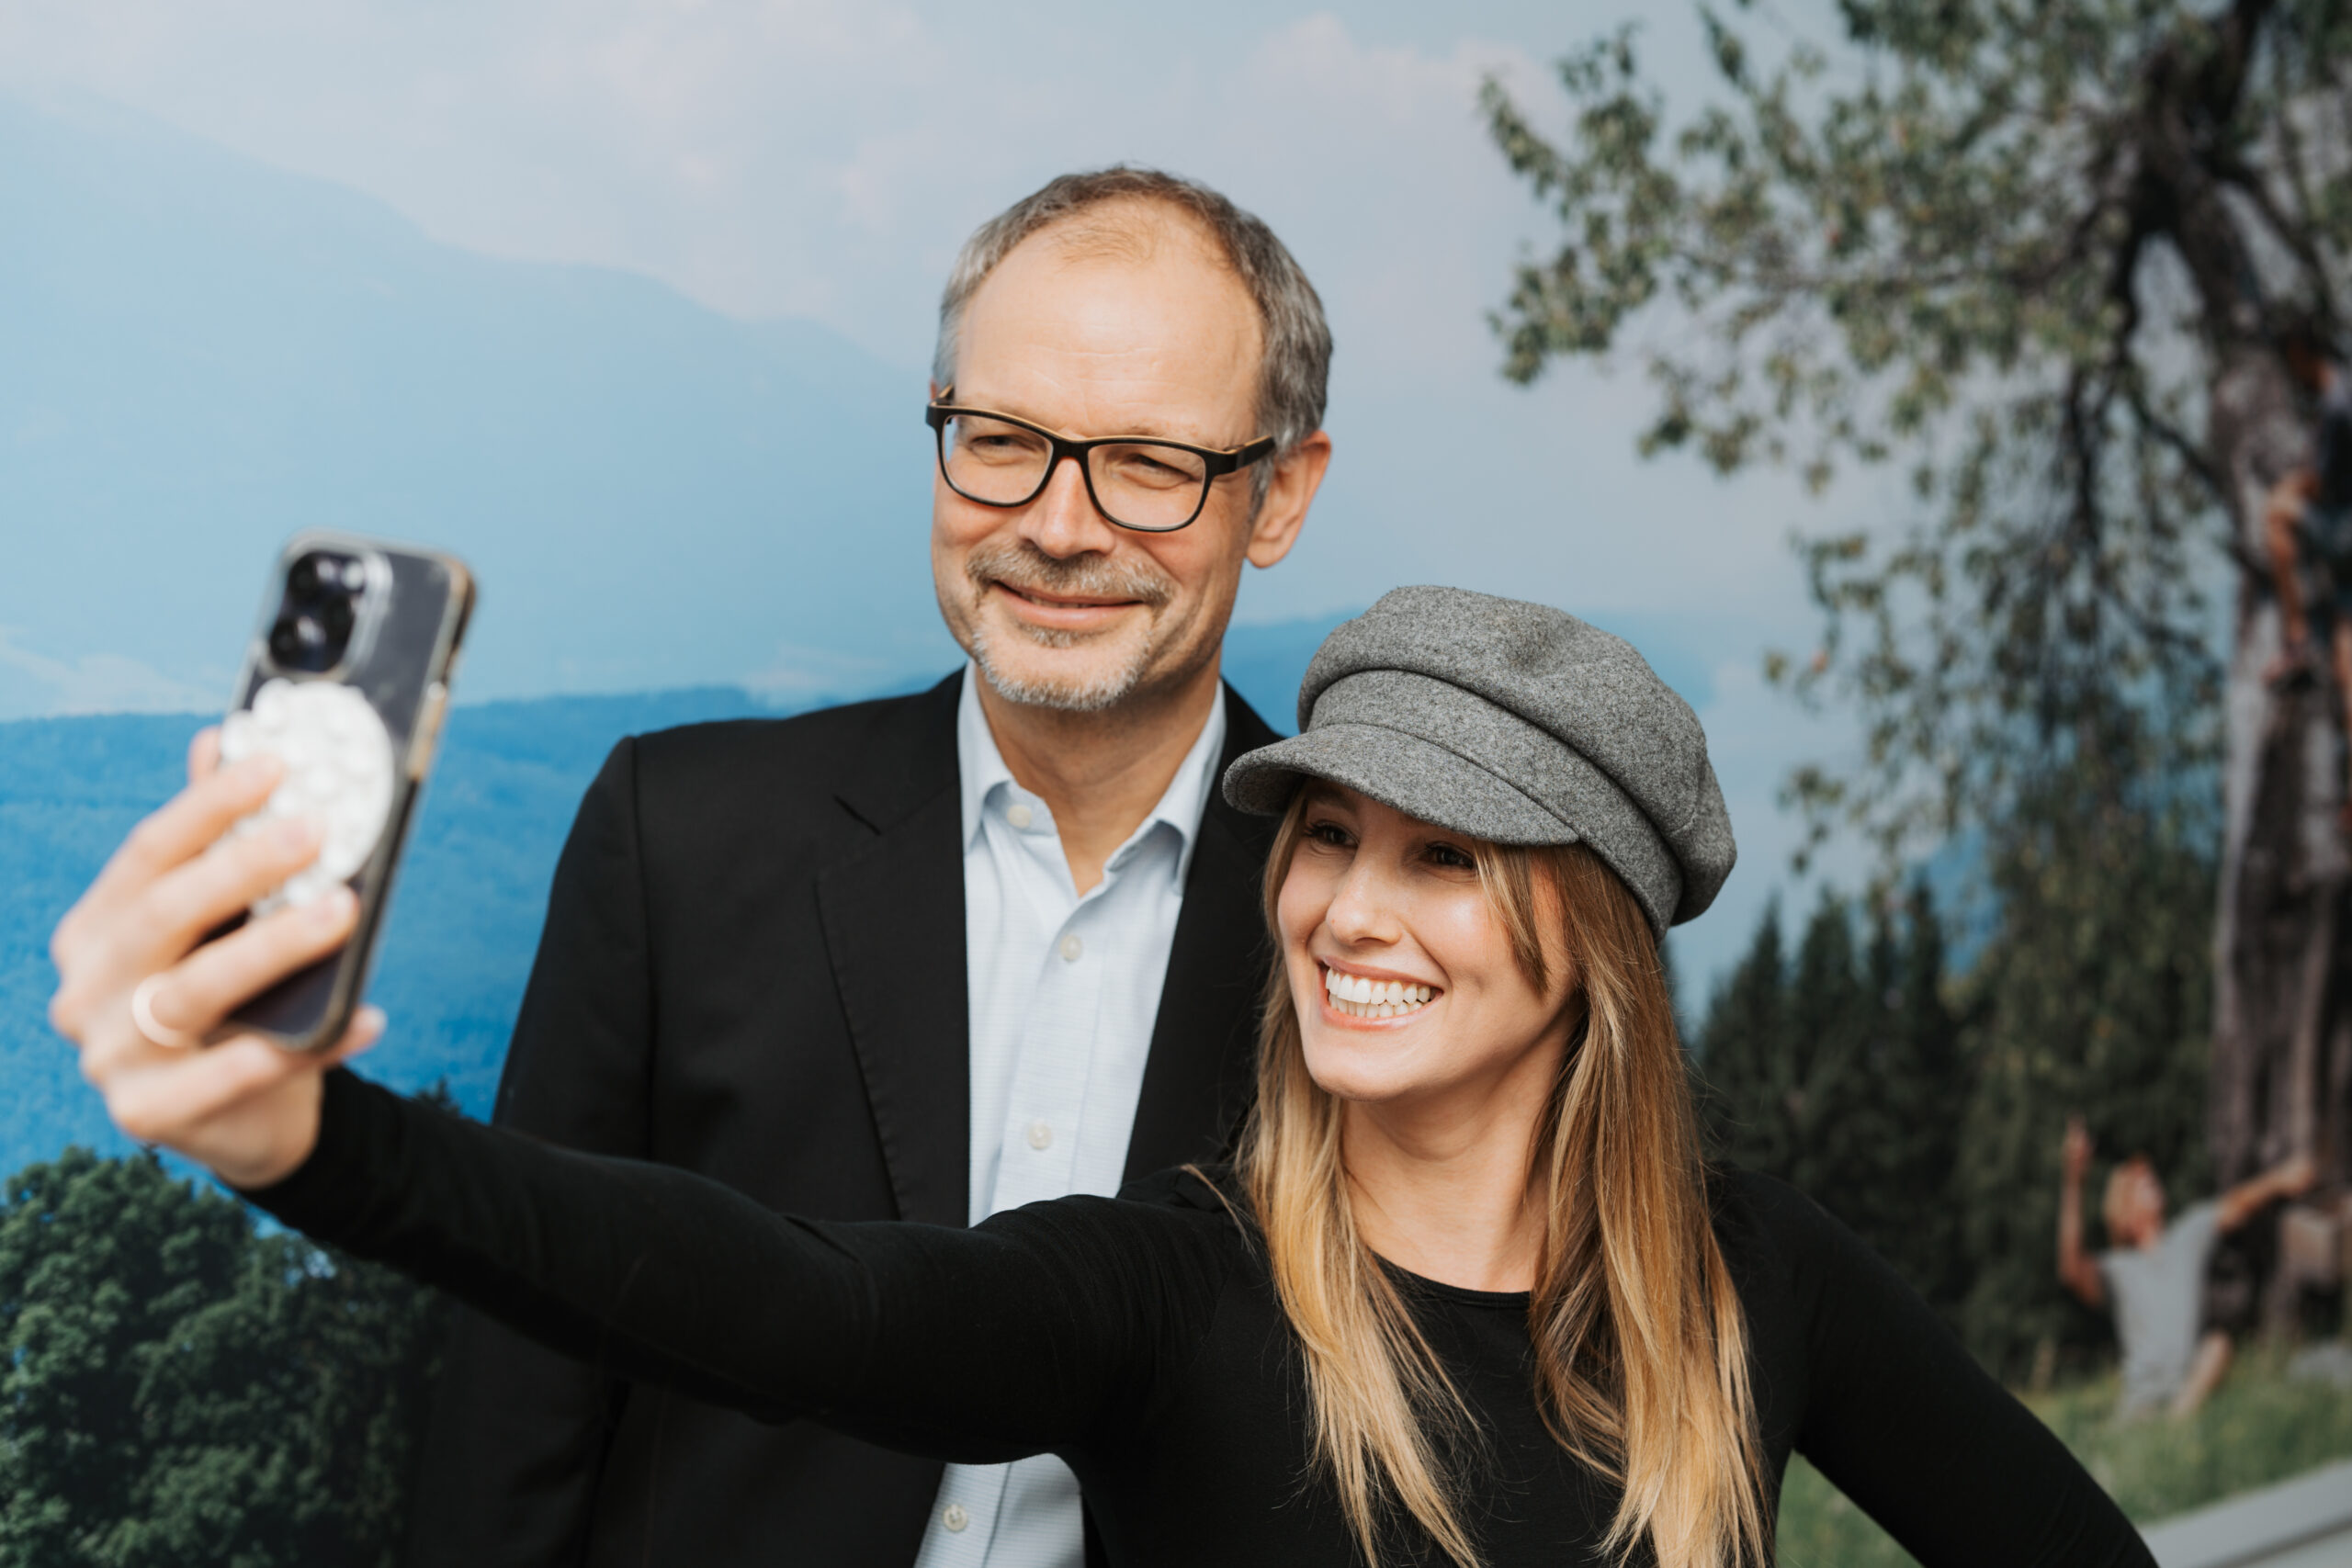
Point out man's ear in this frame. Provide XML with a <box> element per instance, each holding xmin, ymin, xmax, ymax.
<box><xmin>1246</xmin><ymin>431</ymin><xmax>1334</xmax><ymax>570</ymax></box>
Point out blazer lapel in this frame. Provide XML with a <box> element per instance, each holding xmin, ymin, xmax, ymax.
<box><xmin>1123</xmin><ymin>686</ymin><xmax>1283</xmax><ymax>1184</ymax></box>
<box><xmin>816</xmin><ymin>673</ymin><xmax>971</xmax><ymax>1228</ymax></box>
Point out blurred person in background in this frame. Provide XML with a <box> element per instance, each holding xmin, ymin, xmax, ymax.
<box><xmin>2059</xmin><ymin>1115</ymin><xmax>2317</xmax><ymax>1419</ymax></box>
<box><xmin>395</xmin><ymin>165</ymin><xmax>1333</xmax><ymax>1568</ymax></box>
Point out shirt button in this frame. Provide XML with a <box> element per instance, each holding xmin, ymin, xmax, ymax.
<box><xmin>942</xmin><ymin>1503</ymin><xmax>969</xmax><ymax>1532</ymax></box>
<box><xmin>1059</xmin><ymin>933</ymin><xmax>1083</xmax><ymax>962</ymax></box>
<box><xmin>1005</xmin><ymin>803</ymin><xmax>1033</xmax><ymax>829</ymax></box>
<box><xmin>1027</xmin><ymin>1120</ymin><xmax>1054</xmax><ymax>1151</ymax></box>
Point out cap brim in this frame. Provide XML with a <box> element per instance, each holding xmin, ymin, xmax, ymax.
<box><xmin>1222</xmin><ymin>723</ymin><xmax>1577</xmax><ymax>846</ymax></box>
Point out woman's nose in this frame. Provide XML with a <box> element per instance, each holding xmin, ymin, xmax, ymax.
<box><xmin>1323</xmin><ymin>861</ymin><xmax>1401</xmax><ymax>946</ymax></box>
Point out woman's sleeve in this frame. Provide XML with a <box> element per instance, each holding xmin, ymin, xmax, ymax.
<box><xmin>1748</xmin><ymin>1175</ymin><xmax>2157</xmax><ymax>1568</ymax></box>
<box><xmin>245</xmin><ymin>1068</ymin><xmax>1229</xmax><ymax>1465</ymax></box>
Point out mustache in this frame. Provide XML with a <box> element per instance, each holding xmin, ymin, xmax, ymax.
<box><xmin>965</xmin><ymin>541</ymin><xmax>1174</xmax><ymax>609</ymax></box>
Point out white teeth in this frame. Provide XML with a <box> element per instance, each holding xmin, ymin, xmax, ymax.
<box><xmin>1322</xmin><ymin>967</ymin><xmax>1437</xmax><ymax>1020</ymax></box>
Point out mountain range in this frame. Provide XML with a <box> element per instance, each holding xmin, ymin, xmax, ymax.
<box><xmin>1</xmin><ymin>87</ymin><xmax>965</xmax><ymax>717</ymax></box>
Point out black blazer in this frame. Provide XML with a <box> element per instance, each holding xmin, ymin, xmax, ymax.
<box><xmin>407</xmin><ymin>671</ymin><xmax>1283</xmax><ymax>1568</ymax></box>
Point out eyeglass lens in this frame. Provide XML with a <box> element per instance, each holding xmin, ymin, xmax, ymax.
<box><xmin>939</xmin><ymin>413</ymin><xmax>1212</xmax><ymax>530</ymax></box>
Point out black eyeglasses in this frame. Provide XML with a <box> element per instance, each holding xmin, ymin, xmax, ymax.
<box><xmin>925</xmin><ymin>394</ymin><xmax>1277</xmax><ymax>533</ymax></box>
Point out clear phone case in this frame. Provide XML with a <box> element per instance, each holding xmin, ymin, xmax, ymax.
<box><xmin>221</xmin><ymin>530</ymin><xmax>472</xmax><ymax>1051</ymax></box>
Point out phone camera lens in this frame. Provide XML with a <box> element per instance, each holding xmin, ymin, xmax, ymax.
<box><xmin>269</xmin><ymin>552</ymin><xmax>367</xmax><ymax>672</ymax></box>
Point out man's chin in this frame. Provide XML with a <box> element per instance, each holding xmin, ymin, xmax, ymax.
<box><xmin>968</xmin><ymin>626</ymin><xmax>1155</xmax><ymax>714</ymax></box>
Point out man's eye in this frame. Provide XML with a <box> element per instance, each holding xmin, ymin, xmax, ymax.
<box><xmin>1104</xmin><ymin>446</ymin><xmax>1206</xmax><ymax>489</ymax></box>
<box><xmin>968</xmin><ymin>434</ymin><xmax>1038</xmax><ymax>459</ymax></box>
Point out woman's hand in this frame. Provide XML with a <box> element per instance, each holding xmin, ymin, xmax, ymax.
<box><xmin>48</xmin><ymin>728</ymin><xmax>386</xmax><ymax>1189</ymax></box>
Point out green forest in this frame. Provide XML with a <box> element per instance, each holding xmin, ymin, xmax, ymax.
<box><xmin>0</xmin><ymin>1134</ymin><xmax>446</xmax><ymax>1567</ymax></box>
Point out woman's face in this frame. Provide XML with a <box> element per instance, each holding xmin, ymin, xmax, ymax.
<box><xmin>1277</xmin><ymin>784</ymin><xmax>1580</xmax><ymax>1111</ymax></box>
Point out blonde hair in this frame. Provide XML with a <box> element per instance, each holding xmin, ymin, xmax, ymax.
<box><xmin>1235</xmin><ymin>794</ymin><xmax>1769</xmax><ymax>1568</ymax></box>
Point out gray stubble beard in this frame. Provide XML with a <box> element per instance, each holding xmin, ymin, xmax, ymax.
<box><xmin>960</xmin><ymin>541</ymin><xmax>1176</xmax><ymax>714</ymax></box>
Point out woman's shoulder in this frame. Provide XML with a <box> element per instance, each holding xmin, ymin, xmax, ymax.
<box><xmin>1705</xmin><ymin>1164</ymin><xmax>1882</xmax><ymax>1292</ymax></box>
<box><xmin>1706</xmin><ymin>1163</ymin><xmax>1928</xmax><ymax>1329</ymax></box>
<box><xmin>1710</xmin><ymin>1163</ymin><xmax>1842</xmax><ymax>1239</ymax></box>
<box><xmin>1116</xmin><ymin>1161</ymin><xmax>1251</xmax><ymax>1223</ymax></box>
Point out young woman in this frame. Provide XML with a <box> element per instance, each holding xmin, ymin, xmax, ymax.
<box><xmin>53</xmin><ymin>588</ymin><xmax>2151</xmax><ymax>1567</ymax></box>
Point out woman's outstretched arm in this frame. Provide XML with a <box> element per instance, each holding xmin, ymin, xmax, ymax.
<box><xmin>1741</xmin><ymin>1173</ymin><xmax>2155</xmax><ymax>1568</ymax></box>
<box><xmin>51</xmin><ymin>743</ymin><xmax>1228</xmax><ymax>1469</ymax></box>
<box><xmin>249</xmin><ymin>1067</ymin><xmax>1231</xmax><ymax>1464</ymax></box>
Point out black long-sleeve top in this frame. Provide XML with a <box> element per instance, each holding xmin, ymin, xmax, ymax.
<box><xmin>253</xmin><ymin>1072</ymin><xmax>2154</xmax><ymax>1567</ymax></box>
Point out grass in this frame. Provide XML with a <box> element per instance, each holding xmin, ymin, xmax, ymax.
<box><xmin>1773</xmin><ymin>1341</ymin><xmax>2352</xmax><ymax>1566</ymax></box>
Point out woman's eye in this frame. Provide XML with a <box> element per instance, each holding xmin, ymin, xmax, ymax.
<box><xmin>1305</xmin><ymin>819</ymin><xmax>1352</xmax><ymax>848</ymax></box>
<box><xmin>1426</xmin><ymin>842</ymin><xmax>1475</xmax><ymax>870</ymax></box>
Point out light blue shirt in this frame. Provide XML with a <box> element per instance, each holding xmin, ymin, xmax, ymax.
<box><xmin>911</xmin><ymin>666</ymin><xmax>1227</xmax><ymax>1568</ymax></box>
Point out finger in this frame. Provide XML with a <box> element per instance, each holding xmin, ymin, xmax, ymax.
<box><xmin>146</xmin><ymin>887</ymin><xmax>357</xmax><ymax>1035</ymax></box>
<box><xmin>322</xmin><ymin>1006</ymin><xmax>388</xmax><ymax>1066</ymax></box>
<box><xmin>102</xmin><ymin>1034</ymin><xmax>330</xmax><ymax>1152</ymax></box>
<box><xmin>82</xmin><ymin>754</ymin><xmax>287</xmax><ymax>916</ymax></box>
<box><xmin>104</xmin><ymin>1010</ymin><xmax>386</xmax><ymax>1176</ymax></box>
<box><xmin>136</xmin><ymin>815</ymin><xmax>326</xmax><ymax>955</ymax></box>
<box><xmin>188</xmin><ymin>726</ymin><xmax>221</xmax><ymax>784</ymax></box>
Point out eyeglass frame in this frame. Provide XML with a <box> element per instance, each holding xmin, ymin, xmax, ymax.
<box><xmin>924</xmin><ymin>391</ymin><xmax>1279</xmax><ymax>533</ymax></box>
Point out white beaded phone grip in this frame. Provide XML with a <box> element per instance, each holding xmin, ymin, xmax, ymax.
<box><xmin>218</xmin><ymin>678</ymin><xmax>398</xmax><ymax>916</ymax></box>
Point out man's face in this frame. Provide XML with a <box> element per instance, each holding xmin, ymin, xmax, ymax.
<box><xmin>931</xmin><ymin>210</ymin><xmax>1306</xmax><ymax>713</ymax></box>
<box><xmin>2112</xmin><ymin>1159</ymin><xmax>2167</xmax><ymax>1247</ymax></box>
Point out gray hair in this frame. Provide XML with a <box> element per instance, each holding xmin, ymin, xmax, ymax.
<box><xmin>933</xmin><ymin>167</ymin><xmax>1332</xmax><ymax>468</ymax></box>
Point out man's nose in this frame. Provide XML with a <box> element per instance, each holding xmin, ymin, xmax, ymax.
<box><xmin>1019</xmin><ymin>454</ymin><xmax>1123</xmax><ymax>558</ymax></box>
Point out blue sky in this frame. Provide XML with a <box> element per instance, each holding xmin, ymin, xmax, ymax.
<box><xmin>0</xmin><ymin>0</ymin><xmax>1877</xmax><ymax>987</ymax></box>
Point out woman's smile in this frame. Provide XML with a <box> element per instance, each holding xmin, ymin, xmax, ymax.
<box><xmin>1317</xmin><ymin>960</ymin><xmax>1440</xmax><ymax>1022</ymax></box>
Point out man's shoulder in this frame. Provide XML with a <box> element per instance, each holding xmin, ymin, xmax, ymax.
<box><xmin>2171</xmin><ymin>1199</ymin><xmax>2223</xmax><ymax>1247</ymax></box>
<box><xmin>626</xmin><ymin>674</ymin><xmax>961</xmax><ymax>800</ymax></box>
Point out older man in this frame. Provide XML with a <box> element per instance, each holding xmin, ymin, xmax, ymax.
<box><xmin>401</xmin><ymin>169</ymin><xmax>1333</xmax><ymax>1565</ymax></box>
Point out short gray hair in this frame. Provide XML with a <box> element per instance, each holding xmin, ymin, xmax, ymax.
<box><xmin>933</xmin><ymin>167</ymin><xmax>1332</xmax><ymax>464</ymax></box>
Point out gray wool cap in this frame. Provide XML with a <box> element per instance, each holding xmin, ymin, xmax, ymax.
<box><xmin>1221</xmin><ymin>586</ymin><xmax>1736</xmax><ymax>937</ymax></box>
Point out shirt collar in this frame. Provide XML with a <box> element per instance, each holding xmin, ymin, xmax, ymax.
<box><xmin>956</xmin><ymin>663</ymin><xmax>1228</xmax><ymax>883</ymax></box>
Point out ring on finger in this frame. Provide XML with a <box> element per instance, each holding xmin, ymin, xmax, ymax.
<box><xmin>130</xmin><ymin>973</ymin><xmax>200</xmax><ymax>1050</ymax></box>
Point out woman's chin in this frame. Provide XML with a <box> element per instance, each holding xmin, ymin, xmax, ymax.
<box><xmin>1299</xmin><ymin>1029</ymin><xmax>1434</xmax><ymax>1105</ymax></box>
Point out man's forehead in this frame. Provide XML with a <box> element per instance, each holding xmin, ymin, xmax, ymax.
<box><xmin>953</xmin><ymin>207</ymin><xmax>1262</xmax><ymax>443</ymax></box>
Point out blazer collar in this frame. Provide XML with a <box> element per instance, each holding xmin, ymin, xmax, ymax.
<box><xmin>818</xmin><ymin>672</ymin><xmax>1285</xmax><ymax>1222</ymax></box>
<box><xmin>816</xmin><ymin>671</ymin><xmax>968</xmax><ymax>1226</ymax></box>
<box><xmin>1123</xmin><ymin>686</ymin><xmax>1283</xmax><ymax>1184</ymax></box>
<box><xmin>830</xmin><ymin>670</ymin><xmax>964</xmax><ymax>838</ymax></box>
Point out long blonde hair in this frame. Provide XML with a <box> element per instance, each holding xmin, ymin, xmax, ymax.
<box><xmin>1235</xmin><ymin>795</ymin><xmax>1769</xmax><ymax>1568</ymax></box>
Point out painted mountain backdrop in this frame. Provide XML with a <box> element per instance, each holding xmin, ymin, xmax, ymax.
<box><xmin>0</xmin><ymin>89</ymin><xmax>1728</xmax><ymax>1179</ymax></box>
<box><xmin>0</xmin><ymin>87</ymin><xmax>959</xmax><ymax>717</ymax></box>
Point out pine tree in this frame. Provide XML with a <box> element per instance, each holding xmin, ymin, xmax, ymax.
<box><xmin>1696</xmin><ymin>897</ymin><xmax>1789</xmax><ymax>1174</ymax></box>
<box><xmin>1953</xmin><ymin>761</ymin><xmax>2215</xmax><ymax>1376</ymax></box>
<box><xmin>1699</xmin><ymin>886</ymin><xmax>1969</xmax><ymax>1321</ymax></box>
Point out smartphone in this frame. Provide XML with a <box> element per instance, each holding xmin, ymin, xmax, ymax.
<box><xmin>216</xmin><ymin>531</ymin><xmax>474</xmax><ymax>1052</ymax></box>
